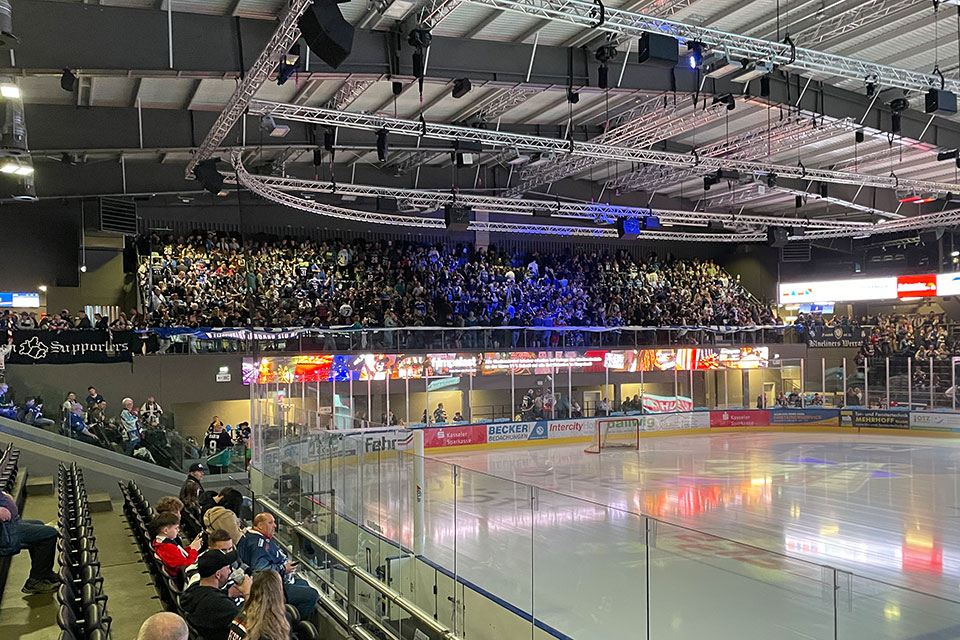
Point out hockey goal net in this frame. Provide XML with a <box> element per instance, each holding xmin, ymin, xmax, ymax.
<box><xmin>584</xmin><ymin>417</ymin><xmax>641</xmax><ymax>453</ymax></box>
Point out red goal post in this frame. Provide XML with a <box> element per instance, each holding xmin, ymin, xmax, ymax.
<box><xmin>584</xmin><ymin>417</ymin><xmax>641</xmax><ymax>453</ymax></box>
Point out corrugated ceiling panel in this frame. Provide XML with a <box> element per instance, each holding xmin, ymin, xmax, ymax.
<box><xmin>89</xmin><ymin>77</ymin><xmax>138</xmax><ymax>107</ymax></box>
<box><xmin>233</xmin><ymin>0</ymin><xmax>287</xmax><ymax>20</ymax></box>
<box><xmin>20</xmin><ymin>77</ymin><xmax>74</xmax><ymax>106</ymax></box>
<box><xmin>137</xmin><ymin>78</ymin><xmax>199</xmax><ymax>109</ymax></box>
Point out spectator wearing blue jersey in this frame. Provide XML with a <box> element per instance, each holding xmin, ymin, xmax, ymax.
<box><xmin>236</xmin><ymin>512</ymin><xmax>317</xmax><ymax>621</ymax></box>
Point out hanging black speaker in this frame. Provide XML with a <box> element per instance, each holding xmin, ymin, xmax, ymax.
<box><xmin>298</xmin><ymin>0</ymin><xmax>355</xmax><ymax>69</ymax></box>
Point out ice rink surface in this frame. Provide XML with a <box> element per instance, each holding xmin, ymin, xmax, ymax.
<box><xmin>385</xmin><ymin>431</ymin><xmax>960</xmax><ymax>639</ymax></box>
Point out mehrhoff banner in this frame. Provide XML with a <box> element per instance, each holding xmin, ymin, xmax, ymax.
<box><xmin>5</xmin><ymin>330</ymin><xmax>140</xmax><ymax>364</ymax></box>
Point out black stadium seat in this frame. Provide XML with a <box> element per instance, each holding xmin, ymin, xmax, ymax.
<box><xmin>56</xmin><ymin>463</ymin><xmax>112</xmax><ymax>640</ymax></box>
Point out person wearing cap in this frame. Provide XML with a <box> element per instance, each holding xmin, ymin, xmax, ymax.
<box><xmin>180</xmin><ymin>549</ymin><xmax>250</xmax><ymax>640</ymax></box>
<box><xmin>183</xmin><ymin>462</ymin><xmax>215</xmax><ymax>511</ymax></box>
<box><xmin>237</xmin><ymin>513</ymin><xmax>318</xmax><ymax>621</ymax></box>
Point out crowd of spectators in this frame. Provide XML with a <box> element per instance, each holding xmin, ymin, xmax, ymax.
<box><xmin>137</xmin><ymin>466</ymin><xmax>319</xmax><ymax>640</ymax></box>
<box><xmin>794</xmin><ymin>311</ymin><xmax>955</xmax><ymax>362</ymax></box>
<box><xmin>0</xmin><ymin>307</ymin><xmax>139</xmax><ymax>332</ymax></box>
<box><xmin>133</xmin><ymin>231</ymin><xmax>770</xmax><ymax>333</ymax></box>
<box><xmin>2</xmin><ymin>378</ymin><xmax>251</xmax><ymax>473</ymax></box>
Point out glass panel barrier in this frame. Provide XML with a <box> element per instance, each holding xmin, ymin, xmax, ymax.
<box><xmin>649</xmin><ymin>520</ymin><xmax>835</xmax><ymax>640</ymax></box>
<box><xmin>534</xmin><ymin>488</ymin><xmax>646</xmax><ymax>640</ymax></box>
<box><xmin>841</xmin><ymin>573</ymin><xmax>960</xmax><ymax>639</ymax></box>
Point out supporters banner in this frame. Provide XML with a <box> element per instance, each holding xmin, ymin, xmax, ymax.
<box><xmin>768</xmin><ymin>408</ymin><xmax>840</xmax><ymax>427</ymax></box>
<box><xmin>840</xmin><ymin>409</ymin><xmax>910</xmax><ymax>429</ymax></box>
<box><xmin>710</xmin><ymin>410</ymin><xmax>771</xmax><ymax>427</ymax></box>
<box><xmin>806</xmin><ymin>326</ymin><xmax>866</xmax><ymax>348</ymax></box>
<box><xmin>6</xmin><ymin>330</ymin><xmax>139</xmax><ymax>364</ymax></box>
<box><xmin>909</xmin><ymin>411</ymin><xmax>960</xmax><ymax>432</ymax></box>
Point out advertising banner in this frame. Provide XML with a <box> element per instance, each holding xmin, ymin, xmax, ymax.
<box><xmin>807</xmin><ymin>326</ymin><xmax>866</xmax><ymax>348</ymax></box>
<box><xmin>710</xmin><ymin>410</ymin><xmax>771</xmax><ymax>427</ymax></box>
<box><xmin>546</xmin><ymin>419</ymin><xmax>592</xmax><ymax>439</ymax></box>
<box><xmin>909</xmin><ymin>411</ymin><xmax>960</xmax><ymax>432</ymax></box>
<box><xmin>840</xmin><ymin>409</ymin><xmax>910</xmax><ymax>429</ymax></box>
<box><xmin>486</xmin><ymin>421</ymin><xmax>550</xmax><ymax>443</ymax></box>
<box><xmin>768</xmin><ymin>408</ymin><xmax>840</xmax><ymax>427</ymax></box>
<box><xmin>422</xmin><ymin>424</ymin><xmax>488</xmax><ymax>448</ymax></box>
<box><xmin>641</xmin><ymin>412</ymin><xmax>710</xmax><ymax>431</ymax></box>
<box><xmin>6</xmin><ymin>330</ymin><xmax>139</xmax><ymax>364</ymax></box>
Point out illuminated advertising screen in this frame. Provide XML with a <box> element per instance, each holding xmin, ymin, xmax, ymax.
<box><xmin>0</xmin><ymin>292</ymin><xmax>40</xmax><ymax>308</ymax></box>
<box><xmin>896</xmin><ymin>274</ymin><xmax>937</xmax><ymax>298</ymax></box>
<box><xmin>778</xmin><ymin>277</ymin><xmax>897</xmax><ymax>303</ymax></box>
<box><xmin>243</xmin><ymin>346</ymin><xmax>769</xmax><ymax>384</ymax></box>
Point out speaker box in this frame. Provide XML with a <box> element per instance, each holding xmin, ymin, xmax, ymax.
<box><xmin>642</xmin><ymin>216</ymin><xmax>660</xmax><ymax>230</ymax></box>
<box><xmin>920</xmin><ymin>228</ymin><xmax>944</xmax><ymax>244</ymax></box>
<box><xmin>618</xmin><ymin>218</ymin><xmax>642</xmax><ymax>238</ymax></box>
<box><xmin>707</xmin><ymin>220</ymin><xmax>725</xmax><ymax>231</ymax></box>
<box><xmin>376</xmin><ymin>197</ymin><xmax>398</xmax><ymax>213</ymax></box>
<box><xmin>298</xmin><ymin>0</ymin><xmax>355</xmax><ymax>70</ymax></box>
<box><xmin>926</xmin><ymin>88</ymin><xmax>957</xmax><ymax>115</ymax></box>
<box><xmin>637</xmin><ymin>33</ymin><xmax>678</xmax><ymax>68</ymax></box>
<box><xmin>444</xmin><ymin>205</ymin><xmax>471</xmax><ymax>231</ymax></box>
<box><xmin>767</xmin><ymin>226</ymin><xmax>789</xmax><ymax>248</ymax></box>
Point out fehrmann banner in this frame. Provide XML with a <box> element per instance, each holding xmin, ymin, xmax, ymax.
<box><xmin>5</xmin><ymin>330</ymin><xmax>140</xmax><ymax>364</ymax></box>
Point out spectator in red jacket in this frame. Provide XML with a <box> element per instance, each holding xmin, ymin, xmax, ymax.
<box><xmin>150</xmin><ymin>512</ymin><xmax>202</xmax><ymax>577</ymax></box>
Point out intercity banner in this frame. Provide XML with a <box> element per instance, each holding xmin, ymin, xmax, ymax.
<box><xmin>807</xmin><ymin>326</ymin><xmax>866</xmax><ymax>348</ymax></box>
<box><xmin>5</xmin><ymin>330</ymin><xmax>140</xmax><ymax>364</ymax></box>
<box><xmin>768</xmin><ymin>408</ymin><xmax>840</xmax><ymax>427</ymax></box>
<box><xmin>840</xmin><ymin>409</ymin><xmax>910</xmax><ymax>429</ymax></box>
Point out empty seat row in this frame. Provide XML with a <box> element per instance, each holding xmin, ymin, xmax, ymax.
<box><xmin>57</xmin><ymin>463</ymin><xmax>111</xmax><ymax>640</ymax></box>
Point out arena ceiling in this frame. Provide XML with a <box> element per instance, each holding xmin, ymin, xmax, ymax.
<box><xmin>6</xmin><ymin>0</ymin><xmax>960</xmax><ymax>241</ymax></box>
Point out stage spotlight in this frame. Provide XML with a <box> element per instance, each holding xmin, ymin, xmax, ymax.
<box><xmin>703</xmin><ymin>174</ymin><xmax>719</xmax><ymax>191</ymax></box>
<box><xmin>260</xmin><ymin>115</ymin><xmax>290</xmax><ymax>138</ymax></box>
<box><xmin>765</xmin><ymin>173</ymin><xmax>777</xmax><ymax>188</ymax></box>
<box><xmin>732</xmin><ymin>59</ymin><xmax>773</xmax><ymax>83</ymax></box>
<box><xmin>276</xmin><ymin>44</ymin><xmax>301</xmax><ymax>85</ymax></box>
<box><xmin>80</xmin><ymin>265</ymin><xmax>87</xmax><ymax>273</ymax></box>
<box><xmin>0</xmin><ymin>83</ymin><xmax>18</xmax><ymax>99</ymax></box>
<box><xmin>194</xmin><ymin>158</ymin><xmax>225</xmax><ymax>195</ymax></box>
<box><xmin>685</xmin><ymin>41</ymin><xmax>703</xmax><ymax>70</ymax></box>
<box><xmin>376</xmin><ymin>129</ymin><xmax>388</xmax><ymax>162</ymax></box>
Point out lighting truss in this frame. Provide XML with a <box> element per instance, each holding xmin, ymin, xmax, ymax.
<box><xmin>423</xmin><ymin>0</ymin><xmax>464</xmax><ymax>28</ymax></box>
<box><xmin>791</xmin><ymin>0</ymin><xmax>922</xmax><ymax>47</ymax></box>
<box><xmin>244</xmin><ymin>172</ymin><xmax>872</xmax><ymax>230</ymax></box>
<box><xmin>249</xmin><ymin>99</ymin><xmax>960</xmax><ymax>194</ymax></box>
<box><xmin>185</xmin><ymin>0</ymin><xmax>313</xmax><ymax>178</ymax></box>
<box><xmin>325</xmin><ymin>79</ymin><xmax>377</xmax><ymax>111</ymax></box>
<box><xmin>505</xmin><ymin>97</ymin><xmax>727</xmax><ymax>196</ymax></box>
<box><xmin>234</xmin><ymin>151</ymin><xmax>758</xmax><ymax>238</ymax></box>
<box><xmin>475</xmin><ymin>86</ymin><xmax>541</xmax><ymax>122</ymax></box>
<box><xmin>458</xmin><ymin>0</ymin><xmax>960</xmax><ymax>93</ymax></box>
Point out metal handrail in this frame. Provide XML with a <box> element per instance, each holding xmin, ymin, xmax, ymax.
<box><xmin>258</xmin><ymin>495</ymin><xmax>459</xmax><ymax>640</ymax></box>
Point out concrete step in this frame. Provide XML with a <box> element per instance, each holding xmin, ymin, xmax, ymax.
<box><xmin>25</xmin><ymin>475</ymin><xmax>53</xmax><ymax>496</ymax></box>
<box><xmin>88</xmin><ymin>492</ymin><xmax>113</xmax><ymax>512</ymax></box>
